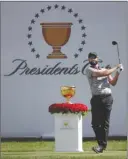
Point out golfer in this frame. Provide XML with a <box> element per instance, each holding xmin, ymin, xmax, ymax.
<box><xmin>86</xmin><ymin>52</ymin><xmax>123</xmax><ymax>153</ymax></box>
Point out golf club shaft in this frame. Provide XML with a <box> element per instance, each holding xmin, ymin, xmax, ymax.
<box><xmin>116</xmin><ymin>44</ymin><xmax>121</xmax><ymax>64</ymax></box>
<box><xmin>116</xmin><ymin>44</ymin><xmax>123</xmax><ymax>70</ymax></box>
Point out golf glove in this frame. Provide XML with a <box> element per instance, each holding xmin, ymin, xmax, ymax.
<box><xmin>117</xmin><ymin>64</ymin><xmax>124</xmax><ymax>74</ymax></box>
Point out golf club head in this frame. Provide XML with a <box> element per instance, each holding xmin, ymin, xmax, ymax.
<box><xmin>112</xmin><ymin>41</ymin><xmax>118</xmax><ymax>45</ymax></box>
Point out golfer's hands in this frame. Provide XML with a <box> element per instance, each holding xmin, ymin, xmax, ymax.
<box><xmin>116</xmin><ymin>64</ymin><xmax>122</xmax><ymax>69</ymax></box>
<box><xmin>120</xmin><ymin>64</ymin><xmax>124</xmax><ymax>71</ymax></box>
<box><xmin>117</xmin><ymin>64</ymin><xmax>124</xmax><ymax>74</ymax></box>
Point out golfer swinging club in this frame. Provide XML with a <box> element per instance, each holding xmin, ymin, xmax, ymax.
<box><xmin>86</xmin><ymin>52</ymin><xmax>123</xmax><ymax>153</ymax></box>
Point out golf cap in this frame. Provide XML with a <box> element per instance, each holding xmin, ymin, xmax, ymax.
<box><xmin>88</xmin><ymin>52</ymin><xmax>98</xmax><ymax>59</ymax></box>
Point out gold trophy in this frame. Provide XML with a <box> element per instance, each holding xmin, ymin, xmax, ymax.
<box><xmin>61</xmin><ymin>86</ymin><xmax>76</xmax><ymax>103</ymax></box>
<box><xmin>40</xmin><ymin>23</ymin><xmax>72</xmax><ymax>59</ymax></box>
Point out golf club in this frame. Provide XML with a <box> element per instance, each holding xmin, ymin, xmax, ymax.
<box><xmin>112</xmin><ymin>41</ymin><xmax>121</xmax><ymax>64</ymax></box>
<box><xmin>112</xmin><ymin>41</ymin><xmax>122</xmax><ymax>71</ymax></box>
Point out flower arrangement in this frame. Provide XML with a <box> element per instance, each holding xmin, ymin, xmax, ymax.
<box><xmin>49</xmin><ymin>103</ymin><xmax>89</xmax><ymax>116</ymax></box>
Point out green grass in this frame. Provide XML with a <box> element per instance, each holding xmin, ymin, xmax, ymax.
<box><xmin>1</xmin><ymin>140</ymin><xmax>127</xmax><ymax>159</ymax></box>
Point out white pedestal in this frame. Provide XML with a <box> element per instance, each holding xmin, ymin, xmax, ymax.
<box><xmin>54</xmin><ymin>113</ymin><xmax>83</xmax><ymax>152</ymax></box>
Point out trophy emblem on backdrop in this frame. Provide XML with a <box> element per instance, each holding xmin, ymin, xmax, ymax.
<box><xmin>40</xmin><ymin>23</ymin><xmax>72</xmax><ymax>59</ymax></box>
<box><xmin>26</xmin><ymin>4</ymin><xmax>87</xmax><ymax>60</ymax></box>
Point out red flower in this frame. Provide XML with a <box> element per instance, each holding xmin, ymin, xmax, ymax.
<box><xmin>48</xmin><ymin>103</ymin><xmax>88</xmax><ymax>116</ymax></box>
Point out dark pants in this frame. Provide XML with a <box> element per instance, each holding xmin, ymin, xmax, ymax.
<box><xmin>90</xmin><ymin>94</ymin><xmax>113</xmax><ymax>149</ymax></box>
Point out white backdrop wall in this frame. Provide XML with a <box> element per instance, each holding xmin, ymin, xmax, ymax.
<box><xmin>1</xmin><ymin>2</ymin><xmax>128</xmax><ymax>138</ymax></box>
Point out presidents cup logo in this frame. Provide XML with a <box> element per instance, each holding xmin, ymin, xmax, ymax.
<box><xmin>60</xmin><ymin>120</ymin><xmax>74</xmax><ymax>130</ymax></box>
<box><xmin>4</xmin><ymin>4</ymin><xmax>99</xmax><ymax>77</ymax></box>
<box><xmin>27</xmin><ymin>4</ymin><xmax>87</xmax><ymax>59</ymax></box>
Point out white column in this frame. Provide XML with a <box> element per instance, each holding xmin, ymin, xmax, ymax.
<box><xmin>54</xmin><ymin>113</ymin><xmax>83</xmax><ymax>152</ymax></box>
